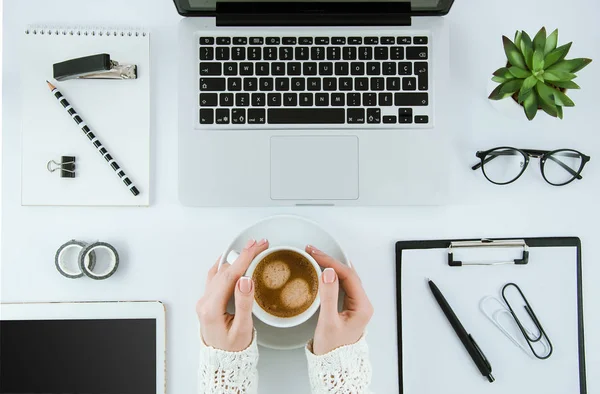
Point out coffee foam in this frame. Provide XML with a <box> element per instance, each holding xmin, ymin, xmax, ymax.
<box><xmin>261</xmin><ymin>260</ymin><xmax>291</xmax><ymax>289</ymax></box>
<box><xmin>280</xmin><ymin>278</ymin><xmax>311</xmax><ymax>309</ymax></box>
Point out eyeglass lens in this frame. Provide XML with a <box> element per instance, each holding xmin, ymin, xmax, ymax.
<box><xmin>542</xmin><ymin>150</ymin><xmax>583</xmax><ymax>186</ymax></box>
<box><xmin>482</xmin><ymin>148</ymin><xmax>527</xmax><ymax>184</ymax></box>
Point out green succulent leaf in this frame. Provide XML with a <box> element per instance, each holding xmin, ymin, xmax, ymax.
<box><xmin>533</xmin><ymin>27</ymin><xmax>546</xmax><ymax>53</ymax></box>
<box><xmin>545</xmin><ymin>29</ymin><xmax>558</xmax><ymax>55</ymax></box>
<box><xmin>520</xmin><ymin>32</ymin><xmax>534</xmax><ymax>70</ymax></box>
<box><xmin>488</xmin><ymin>83</ymin><xmax>509</xmax><ymax>100</ymax></box>
<box><xmin>503</xmin><ymin>36</ymin><xmax>527</xmax><ymax>70</ymax></box>
<box><xmin>508</xmin><ymin>66</ymin><xmax>531</xmax><ymax>79</ymax></box>
<box><xmin>549</xmin><ymin>80</ymin><xmax>580</xmax><ymax>89</ymax></box>
<box><xmin>536</xmin><ymin>81</ymin><xmax>558</xmax><ymax>117</ymax></box>
<box><xmin>552</xmin><ymin>89</ymin><xmax>575</xmax><ymax>107</ymax></box>
<box><xmin>492</xmin><ymin>76</ymin><xmax>507</xmax><ymax>83</ymax></box>
<box><xmin>547</xmin><ymin>58</ymin><xmax>593</xmax><ymax>73</ymax></box>
<box><xmin>499</xmin><ymin>78</ymin><xmax>524</xmax><ymax>95</ymax></box>
<box><xmin>532</xmin><ymin>49</ymin><xmax>545</xmax><ymax>72</ymax></box>
<box><xmin>493</xmin><ymin>67</ymin><xmax>514</xmax><ymax>79</ymax></box>
<box><xmin>514</xmin><ymin>30</ymin><xmax>523</xmax><ymax>50</ymax></box>
<box><xmin>557</xmin><ymin>105</ymin><xmax>563</xmax><ymax>119</ymax></box>
<box><xmin>543</xmin><ymin>70</ymin><xmax>576</xmax><ymax>81</ymax></box>
<box><xmin>523</xmin><ymin>91</ymin><xmax>538</xmax><ymax>120</ymax></box>
<box><xmin>544</xmin><ymin>42</ymin><xmax>572</xmax><ymax>68</ymax></box>
<box><xmin>518</xmin><ymin>75</ymin><xmax>538</xmax><ymax>102</ymax></box>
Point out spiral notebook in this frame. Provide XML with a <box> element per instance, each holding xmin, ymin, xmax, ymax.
<box><xmin>20</xmin><ymin>26</ymin><xmax>150</xmax><ymax>206</ymax></box>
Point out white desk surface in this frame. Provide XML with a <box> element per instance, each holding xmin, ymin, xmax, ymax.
<box><xmin>2</xmin><ymin>0</ymin><xmax>600</xmax><ymax>393</ymax></box>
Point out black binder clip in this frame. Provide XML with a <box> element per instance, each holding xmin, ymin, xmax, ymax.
<box><xmin>53</xmin><ymin>53</ymin><xmax>137</xmax><ymax>81</ymax></box>
<box><xmin>47</xmin><ymin>156</ymin><xmax>76</xmax><ymax>178</ymax></box>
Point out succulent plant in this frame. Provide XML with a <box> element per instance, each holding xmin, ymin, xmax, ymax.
<box><xmin>488</xmin><ymin>27</ymin><xmax>592</xmax><ymax>120</ymax></box>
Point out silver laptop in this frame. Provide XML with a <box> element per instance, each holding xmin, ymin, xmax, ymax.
<box><xmin>175</xmin><ymin>0</ymin><xmax>454</xmax><ymax>206</ymax></box>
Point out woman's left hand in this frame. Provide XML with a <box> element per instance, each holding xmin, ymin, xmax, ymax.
<box><xmin>196</xmin><ymin>239</ymin><xmax>269</xmax><ymax>352</ymax></box>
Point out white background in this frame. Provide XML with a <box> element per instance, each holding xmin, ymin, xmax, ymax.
<box><xmin>1</xmin><ymin>0</ymin><xmax>600</xmax><ymax>393</ymax></box>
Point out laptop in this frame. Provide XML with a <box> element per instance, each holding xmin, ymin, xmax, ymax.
<box><xmin>175</xmin><ymin>0</ymin><xmax>455</xmax><ymax>206</ymax></box>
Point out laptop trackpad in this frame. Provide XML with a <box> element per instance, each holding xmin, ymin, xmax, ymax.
<box><xmin>270</xmin><ymin>136</ymin><xmax>359</xmax><ymax>200</ymax></box>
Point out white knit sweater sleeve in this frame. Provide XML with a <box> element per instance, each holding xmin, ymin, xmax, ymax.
<box><xmin>305</xmin><ymin>335</ymin><xmax>374</xmax><ymax>394</ymax></box>
<box><xmin>198</xmin><ymin>330</ymin><xmax>259</xmax><ymax>394</ymax></box>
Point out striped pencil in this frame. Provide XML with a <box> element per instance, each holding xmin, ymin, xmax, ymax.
<box><xmin>46</xmin><ymin>81</ymin><xmax>140</xmax><ymax>196</ymax></box>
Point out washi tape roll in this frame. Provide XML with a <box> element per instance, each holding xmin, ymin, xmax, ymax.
<box><xmin>55</xmin><ymin>240</ymin><xmax>96</xmax><ymax>279</ymax></box>
<box><xmin>79</xmin><ymin>241</ymin><xmax>119</xmax><ymax>280</ymax></box>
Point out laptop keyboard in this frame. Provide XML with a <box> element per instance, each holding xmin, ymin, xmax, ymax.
<box><xmin>198</xmin><ymin>34</ymin><xmax>431</xmax><ymax>127</ymax></box>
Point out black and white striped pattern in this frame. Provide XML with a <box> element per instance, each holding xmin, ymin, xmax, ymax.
<box><xmin>50</xmin><ymin>86</ymin><xmax>140</xmax><ymax>196</ymax></box>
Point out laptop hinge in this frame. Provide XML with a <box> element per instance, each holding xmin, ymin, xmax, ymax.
<box><xmin>215</xmin><ymin>2</ymin><xmax>412</xmax><ymax>27</ymax></box>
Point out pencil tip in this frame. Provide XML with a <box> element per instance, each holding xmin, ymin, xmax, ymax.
<box><xmin>46</xmin><ymin>80</ymin><xmax>56</xmax><ymax>90</ymax></box>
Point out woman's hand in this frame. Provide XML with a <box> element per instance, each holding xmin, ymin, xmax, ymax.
<box><xmin>306</xmin><ymin>245</ymin><xmax>374</xmax><ymax>355</ymax></box>
<box><xmin>196</xmin><ymin>239</ymin><xmax>269</xmax><ymax>352</ymax></box>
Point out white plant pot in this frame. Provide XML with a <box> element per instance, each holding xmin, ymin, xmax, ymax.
<box><xmin>486</xmin><ymin>78</ymin><xmax>531</xmax><ymax>121</ymax></box>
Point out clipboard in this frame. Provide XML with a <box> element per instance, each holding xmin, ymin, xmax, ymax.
<box><xmin>395</xmin><ymin>237</ymin><xmax>586</xmax><ymax>394</ymax></box>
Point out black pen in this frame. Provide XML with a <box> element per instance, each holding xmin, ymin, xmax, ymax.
<box><xmin>428</xmin><ymin>279</ymin><xmax>495</xmax><ymax>383</ymax></box>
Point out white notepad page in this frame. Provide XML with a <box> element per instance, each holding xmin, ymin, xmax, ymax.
<box><xmin>21</xmin><ymin>26</ymin><xmax>150</xmax><ymax>206</ymax></box>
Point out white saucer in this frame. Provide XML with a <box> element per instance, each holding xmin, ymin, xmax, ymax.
<box><xmin>220</xmin><ymin>214</ymin><xmax>349</xmax><ymax>350</ymax></box>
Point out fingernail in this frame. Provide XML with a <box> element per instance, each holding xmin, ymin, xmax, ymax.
<box><xmin>258</xmin><ymin>238</ymin><xmax>268</xmax><ymax>246</ymax></box>
<box><xmin>244</xmin><ymin>239</ymin><xmax>256</xmax><ymax>249</ymax></box>
<box><xmin>323</xmin><ymin>268</ymin><xmax>336</xmax><ymax>284</ymax></box>
<box><xmin>308</xmin><ymin>245</ymin><xmax>324</xmax><ymax>255</ymax></box>
<box><xmin>239</xmin><ymin>277</ymin><xmax>253</xmax><ymax>294</ymax></box>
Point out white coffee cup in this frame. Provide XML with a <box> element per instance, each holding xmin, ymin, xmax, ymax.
<box><xmin>229</xmin><ymin>246</ymin><xmax>321</xmax><ymax>328</ymax></box>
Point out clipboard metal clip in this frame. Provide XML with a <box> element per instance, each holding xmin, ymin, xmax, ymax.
<box><xmin>448</xmin><ymin>239</ymin><xmax>529</xmax><ymax>267</ymax></box>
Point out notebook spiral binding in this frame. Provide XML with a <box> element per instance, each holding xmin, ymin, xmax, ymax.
<box><xmin>24</xmin><ymin>26</ymin><xmax>147</xmax><ymax>38</ymax></box>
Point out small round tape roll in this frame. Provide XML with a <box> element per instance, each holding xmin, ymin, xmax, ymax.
<box><xmin>55</xmin><ymin>240</ymin><xmax>96</xmax><ymax>279</ymax></box>
<box><xmin>79</xmin><ymin>242</ymin><xmax>119</xmax><ymax>280</ymax></box>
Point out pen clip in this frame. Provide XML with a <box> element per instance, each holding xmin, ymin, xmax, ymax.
<box><xmin>468</xmin><ymin>334</ymin><xmax>491</xmax><ymax>371</ymax></box>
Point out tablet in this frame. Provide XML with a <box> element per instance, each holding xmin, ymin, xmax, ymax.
<box><xmin>0</xmin><ymin>301</ymin><xmax>166</xmax><ymax>394</ymax></box>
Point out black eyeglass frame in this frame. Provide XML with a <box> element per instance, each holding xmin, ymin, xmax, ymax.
<box><xmin>472</xmin><ymin>147</ymin><xmax>591</xmax><ymax>186</ymax></box>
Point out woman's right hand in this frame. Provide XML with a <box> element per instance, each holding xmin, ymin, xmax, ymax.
<box><xmin>305</xmin><ymin>245</ymin><xmax>374</xmax><ymax>355</ymax></box>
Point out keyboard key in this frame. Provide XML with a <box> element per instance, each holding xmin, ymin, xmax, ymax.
<box><xmin>383</xmin><ymin>115</ymin><xmax>397</xmax><ymax>123</ymax></box>
<box><xmin>200</xmin><ymin>108</ymin><xmax>214</xmax><ymax>124</ymax></box>
<box><xmin>339</xmin><ymin>78</ymin><xmax>352</xmax><ymax>91</ymax></box>
<box><xmin>200</xmin><ymin>47</ymin><xmax>214</xmax><ymax>60</ymax></box>
<box><xmin>343</xmin><ymin>47</ymin><xmax>357</xmax><ymax>60</ymax></box>
<box><xmin>216</xmin><ymin>109</ymin><xmax>230</xmax><ymax>124</ymax></box>
<box><xmin>268</xmin><ymin>93</ymin><xmax>282</xmax><ymax>106</ymax></box>
<box><xmin>303</xmin><ymin>62</ymin><xmax>318</xmax><ymax>75</ymax></box>
<box><xmin>319</xmin><ymin>62</ymin><xmax>333</xmax><ymax>75</ymax></box>
<box><xmin>335</xmin><ymin>62</ymin><xmax>349</xmax><ymax>75</ymax></box>
<box><xmin>243</xmin><ymin>77</ymin><xmax>258</xmax><ymax>91</ymax></box>
<box><xmin>228</xmin><ymin>78</ymin><xmax>242</xmax><ymax>91</ymax></box>
<box><xmin>275</xmin><ymin>78</ymin><xmax>289</xmax><ymax>91</ymax></box>
<box><xmin>260</xmin><ymin>77</ymin><xmax>274</xmax><ymax>91</ymax></box>
<box><xmin>415</xmin><ymin>61</ymin><xmax>428</xmax><ymax>90</ymax></box>
<box><xmin>299</xmin><ymin>93</ymin><xmax>313</xmax><ymax>106</ymax></box>
<box><xmin>402</xmin><ymin>77</ymin><xmax>417</xmax><ymax>91</ymax></box>
<box><xmin>386</xmin><ymin>77</ymin><xmax>401</xmax><ymax>91</ymax></box>
<box><xmin>236</xmin><ymin>93</ymin><xmax>250</xmax><ymax>107</ymax></box>
<box><xmin>250</xmin><ymin>37</ymin><xmax>264</xmax><ymax>45</ymax></box>
<box><xmin>347</xmin><ymin>108</ymin><xmax>365</xmax><ymax>123</ymax></box>
<box><xmin>381</xmin><ymin>37</ymin><xmax>395</xmax><ymax>45</ymax></box>
<box><xmin>316</xmin><ymin>93</ymin><xmax>329</xmax><ymax>106</ymax></box>
<box><xmin>232</xmin><ymin>47</ymin><xmax>246</xmax><ymax>60</ymax></box>
<box><xmin>375</xmin><ymin>47</ymin><xmax>388</xmax><ymax>60</ymax></box>
<box><xmin>354</xmin><ymin>78</ymin><xmax>368</xmax><ymax>91</ymax></box>
<box><xmin>415</xmin><ymin>115</ymin><xmax>429</xmax><ymax>123</ymax></box>
<box><xmin>397</xmin><ymin>36</ymin><xmax>411</xmax><ymax>45</ymax></box>
<box><xmin>366</xmin><ymin>62</ymin><xmax>381</xmax><ymax>75</ymax></box>
<box><xmin>407</xmin><ymin>46</ymin><xmax>428</xmax><ymax>60</ymax></box>
<box><xmin>272</xmin><ymin>62</ymin><xmax>286</xmax><ymax>76</ymax></box>
<box><xmin>200</xmin><ymin>93</ymin><xmax>218</xmax><ymax>106</ymax></box>
<box><xmin>395</xmin><ymin>93</ymin><xmax>428</xmax><ymax>106</ymax></box>
<box><xmin>264</xmin><ymin>47</ymin><xmax>278</xmax><ymax>60</ymax></box>
<box><xmin>282</xmin><ymin>37</ymin><xmax>297</xmax><ymax>45</ymax></box>
<box><xmin>331</xmin><ymin>93</ymin><xmax>345</xmax><ymax>106</ymax></box>
<box><xmin>248</xmin><ymin>109</ymin><xmax>266</xmax><ymax>124</ymax></box>
<box><xmin>232</xmin><ymin>108</ymin><xmax>246</xmax><ymax>124</ymax></box>
<box><xmin>200</xmin><ymin>37</ymin><xmax>214</xmax><ymax>45</ymax></box>
<box><xmin>358</xmin><ymin>47</ymin><xmax>373</xmax><ymax>60</ymax></box>
<box><xmin>414</xmin><ymin>36</ymin><xmax>428</xmax><ymax>45</ymax></box>
<box><xmin>220</xmin><ymin>93</ymin><xmax>234</xmax><ymax>106</ymax></box>
<box><xmin>307</xmin><ymin>78</ymin><xmax>321</xmax><ymax>91</ymax></box>
<box><xmin>311</xmin><ymin>47</ymin><xmax>326</xmax><ymax>60</ymax></box>
<box><xmin>347</xmin><ymin>92</ymin><xmax>361</xmax><ymax>106</ymax></box>
<box><xmin>332</xmin><ymin>37</ymin><xmax>346</xmax><ymax>44</ymax></box>
<box><xmin>216</xmin><ymin>47</ymin><xmax>230</xmax><ymax>60</ymax></box>
<box><xmin>398</xmin><ymin>108</ymin><xmax>413</xmax><ymax>116</ymax></box>
<box><xmin>367</xmin><ymin>108</ymin><xmax>381</xmax><ymax>123</ymax></box>
<box><xmin>382</xmin><ymin>62</ymin><xmax>396</xmax><ymax>75</ymax></box>
<box><xmin>399</xmin><ymin>115</ymin><xmax>412</xmax><ymax>124</ymax></box>
<box><xmin>291</xmin><ymin>78</ymin><xmax>305</xmax><ymax>91</ymax></box>
<box><xmin>268</xmin><ymin>108</ymin><xmax>345</xmax><ymax>124</ymax></box>
<box><xmin>287</xmin><ymin>63</ymin><xmax>301</xmax><ymax>75</ymax></box>
<box><xmin>323</xmin><ymin>78</ymin><xmax>337</xmax><ymax>91</ymax></box>
<box><xmin>233</xmin><ymin>37</ymin><xmax>247</xmax><ymax>45</ymax></box>
<box><xmin>240</xmin><ymin>63</ymin><xmax>254</xmax><ymax>75</ymax></box>
<box><xmin>200</xmin><ymin>77</ymin><xmax>226</xmax><ymax>91</ymax></box>
<box><xmin>266</xmin><ymin>37</ymin><xmax>280</xmax><ymax>45</ymax></box>
<box><xmin>295</xmin><ymin>47</ymin><xmax>309</xmax><ymax>60</ymax></box>
<box><xmin>299</xmin><ymin>37</ymin><xmax>313</xmax><ymax>45</ymax></box>
<box><xmin>223</xmin><ymin>62</ymin><xmax>237</xmax><ymax>75</ymax></box>
<box><xmin>216</xmin><ymin>37</ymin><xmax>231</xmax><ymax>45</ymax></box>
<box><xmin>348</xmin><ymin>37</ymin><xmax>362</xmax><ymax>45</ymax></box>
<box><xmin>248</xmin><ymin>47</ymin><xmax>261</xmax><ymax>60</ymax></box>
<box><xmin>327</xmin><ymin>47</ymin><xmax>341</xmax><ymax>60</ymax></box>
<box><xmin>283</xmin><ymin>93</ymin><xmax>297</xmax><ymax>106</ymax></box>
<box><xmin>398</xmin><ymin>62</ymin><xmax>412</xmax><ymax>75</ymax></box>
<box><xmin>350</xmin><ymin>62</ymin><xmax>365</xmax><ymax>75</ymax></box>
<box><xmin>280</xmin><ymin>47</ymin><xmax>293</xmax><ymax>60</ymax></box>
<box><xmin>379</xmin><ymin>92</ymin><xmax>393</xmax><ymax>106</ymax></box>
<box><xmin>252</xmin><ymin>93</ymin><xmax>266</xmax><ymax>106</ymax></box>
<box><xmin>390</xmin><ymin>47</ymin><xmax>404</xmax><ymax>60</ymax></box>
<box><xmin>316</xmin><ymin>37</ymin><xmax>329</xmax><ymax>45</ymax></box>
<box><xmin>200</xmin><ymin>62</ymin><xmax>222</xmax><ymax>76</ymax></box>
<box><xmin>364</xmin><ymin>37</ymin><xmax>378</xmax><ymax>44</ymax></box>
<box><xmin>363</xmin><ymin>93</ymin><xmax>377</xmax><ymax>106</ymax></box>
<box><xmin>371</xmin><ymin>77</ymin><xmax>384</xmax><ymax>91</ymax></box>
<box><xmin>256</xmin><ymin>62</ymin><xmax>269</xmax><ymax>76</ymax></box>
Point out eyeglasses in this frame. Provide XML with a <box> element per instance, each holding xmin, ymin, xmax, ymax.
<box><xmin>472</xmin><ymin>147</ymin><xmax>590</xmax><ymax>186</ymax></box>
